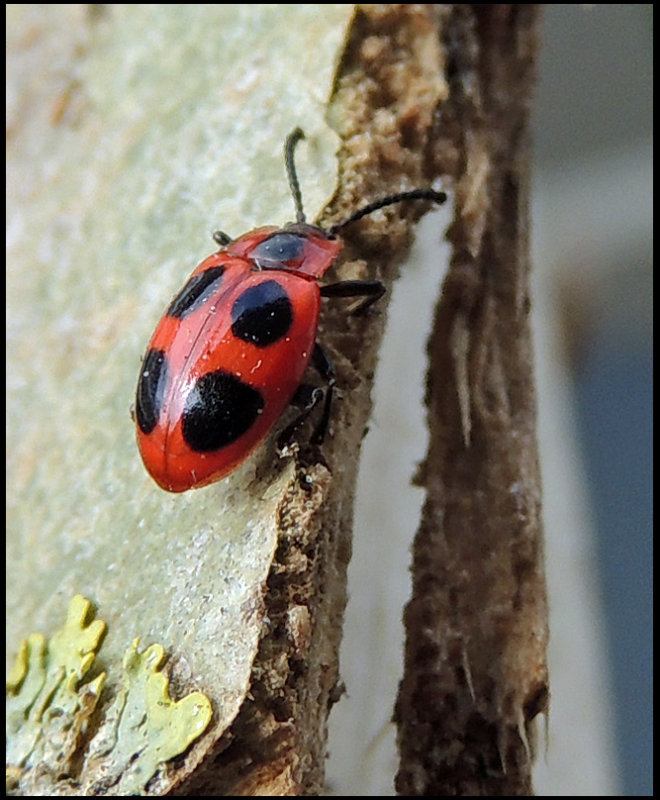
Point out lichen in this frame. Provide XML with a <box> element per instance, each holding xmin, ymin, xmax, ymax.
<box><xmin>6</xmin><ymin>595</ymin><xmax>106</xmax><ymax>774</ymax></box>
<box><xmin>6</xmin><ymin>595</ymin><xmax>212</xmax><ymax>796</ymax></box>
<box><xmin>84</xmin><ymin>639</ymin><xmax>213</xmax><ymax>795</ymax></box>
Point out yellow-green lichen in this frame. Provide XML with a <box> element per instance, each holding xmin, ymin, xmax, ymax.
<box><xmin>6</xmin><ymin>595</ymin><xmax>106</xmax><ymax>773</ymax></box>
<box><xmin>6</xmin><ymin>596</ymin><xmax>212</xmax><ymax>796</ymax></box>
<box><xmin>84</xmin><ymin>639</ymin><xmax>213</xmax><ymax>795</ymax></box>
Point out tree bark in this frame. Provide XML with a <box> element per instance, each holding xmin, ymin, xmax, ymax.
<box><xmin>395</xmin><ymin>6</ymin><xmax>549</xmax><ymax>796</ymax></box>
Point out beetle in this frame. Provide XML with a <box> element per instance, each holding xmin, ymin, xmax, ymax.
<box><xmin>135</xmin><ymin>128</ymin><xmax>446</xmax><ymax>492</ymax></box>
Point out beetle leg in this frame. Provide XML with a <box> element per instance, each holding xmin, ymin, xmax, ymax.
<box><xmin>320</xmin><ymin>279</ymin><xmax>385</xmax><ymax>315</ymax></box>
<box><xmin>277</xmin><ymin>343</ymin><xmax>335</xmax><ymax>452</ymax></box>
<box><xmin>277</xmin><ymin>382</ymin><xmax>325</xmax><ymax>453</ymax></box>
<box><xmin>308</xmin><ymin>343</ymin><xmax>335</xmax><ymax>445</ymax></box>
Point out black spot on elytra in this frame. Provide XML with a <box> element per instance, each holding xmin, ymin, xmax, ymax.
<box><xmin>231</xmin><ymin>280</ymin><xmax>293</xmax><ymax>347</ymax></box>
<box><xmin>167</xmin><ymin>265</ymin><xmax>226</xmax><ymax>318</ymax></box>
<box><xmin>182</xmin><ymin>370</ymin><xmax>265</xmax><ymax>452</ymax></box>
<box><xmin>136</xmin><ymin>348</ymin><xmax>169</xmax><ymax>434</ymax></box>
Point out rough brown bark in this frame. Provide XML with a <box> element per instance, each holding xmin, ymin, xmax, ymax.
<box><xmin>395</xmin><ymin>5</ymin><xmax>549</xmax><ymax>796</ymax></box>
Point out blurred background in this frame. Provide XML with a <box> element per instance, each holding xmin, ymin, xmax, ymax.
<box><xmin>532</xmin><ymin>6</ymin><xmax>652</xmax><ymax>794</ymax></box>
<box><xmin>327</xmin><ymin>5</ymin><xmax>652</xmax><ymax>795</ymax></box>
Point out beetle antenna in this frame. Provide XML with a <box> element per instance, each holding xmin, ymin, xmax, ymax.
<box><xmin>285</xmin><ymin>128</ymin><xmax>307</xmax><ymax>225</ymax></box>
<box><xmin>327</xmin><ymin>188</ymin><xmax>447</xmax><ymax>236</ymax></box>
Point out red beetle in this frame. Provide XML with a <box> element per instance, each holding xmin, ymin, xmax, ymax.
<box><xmin>136</xmin><ymin>129</ymin><xmax>445</xmax><ymax>492</ymax></box>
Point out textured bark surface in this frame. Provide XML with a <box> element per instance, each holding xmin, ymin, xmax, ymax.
<box><xmin>395</xmin><ymin>5</ymin><xmax>549</xmax><ymax>796</ymax></box>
